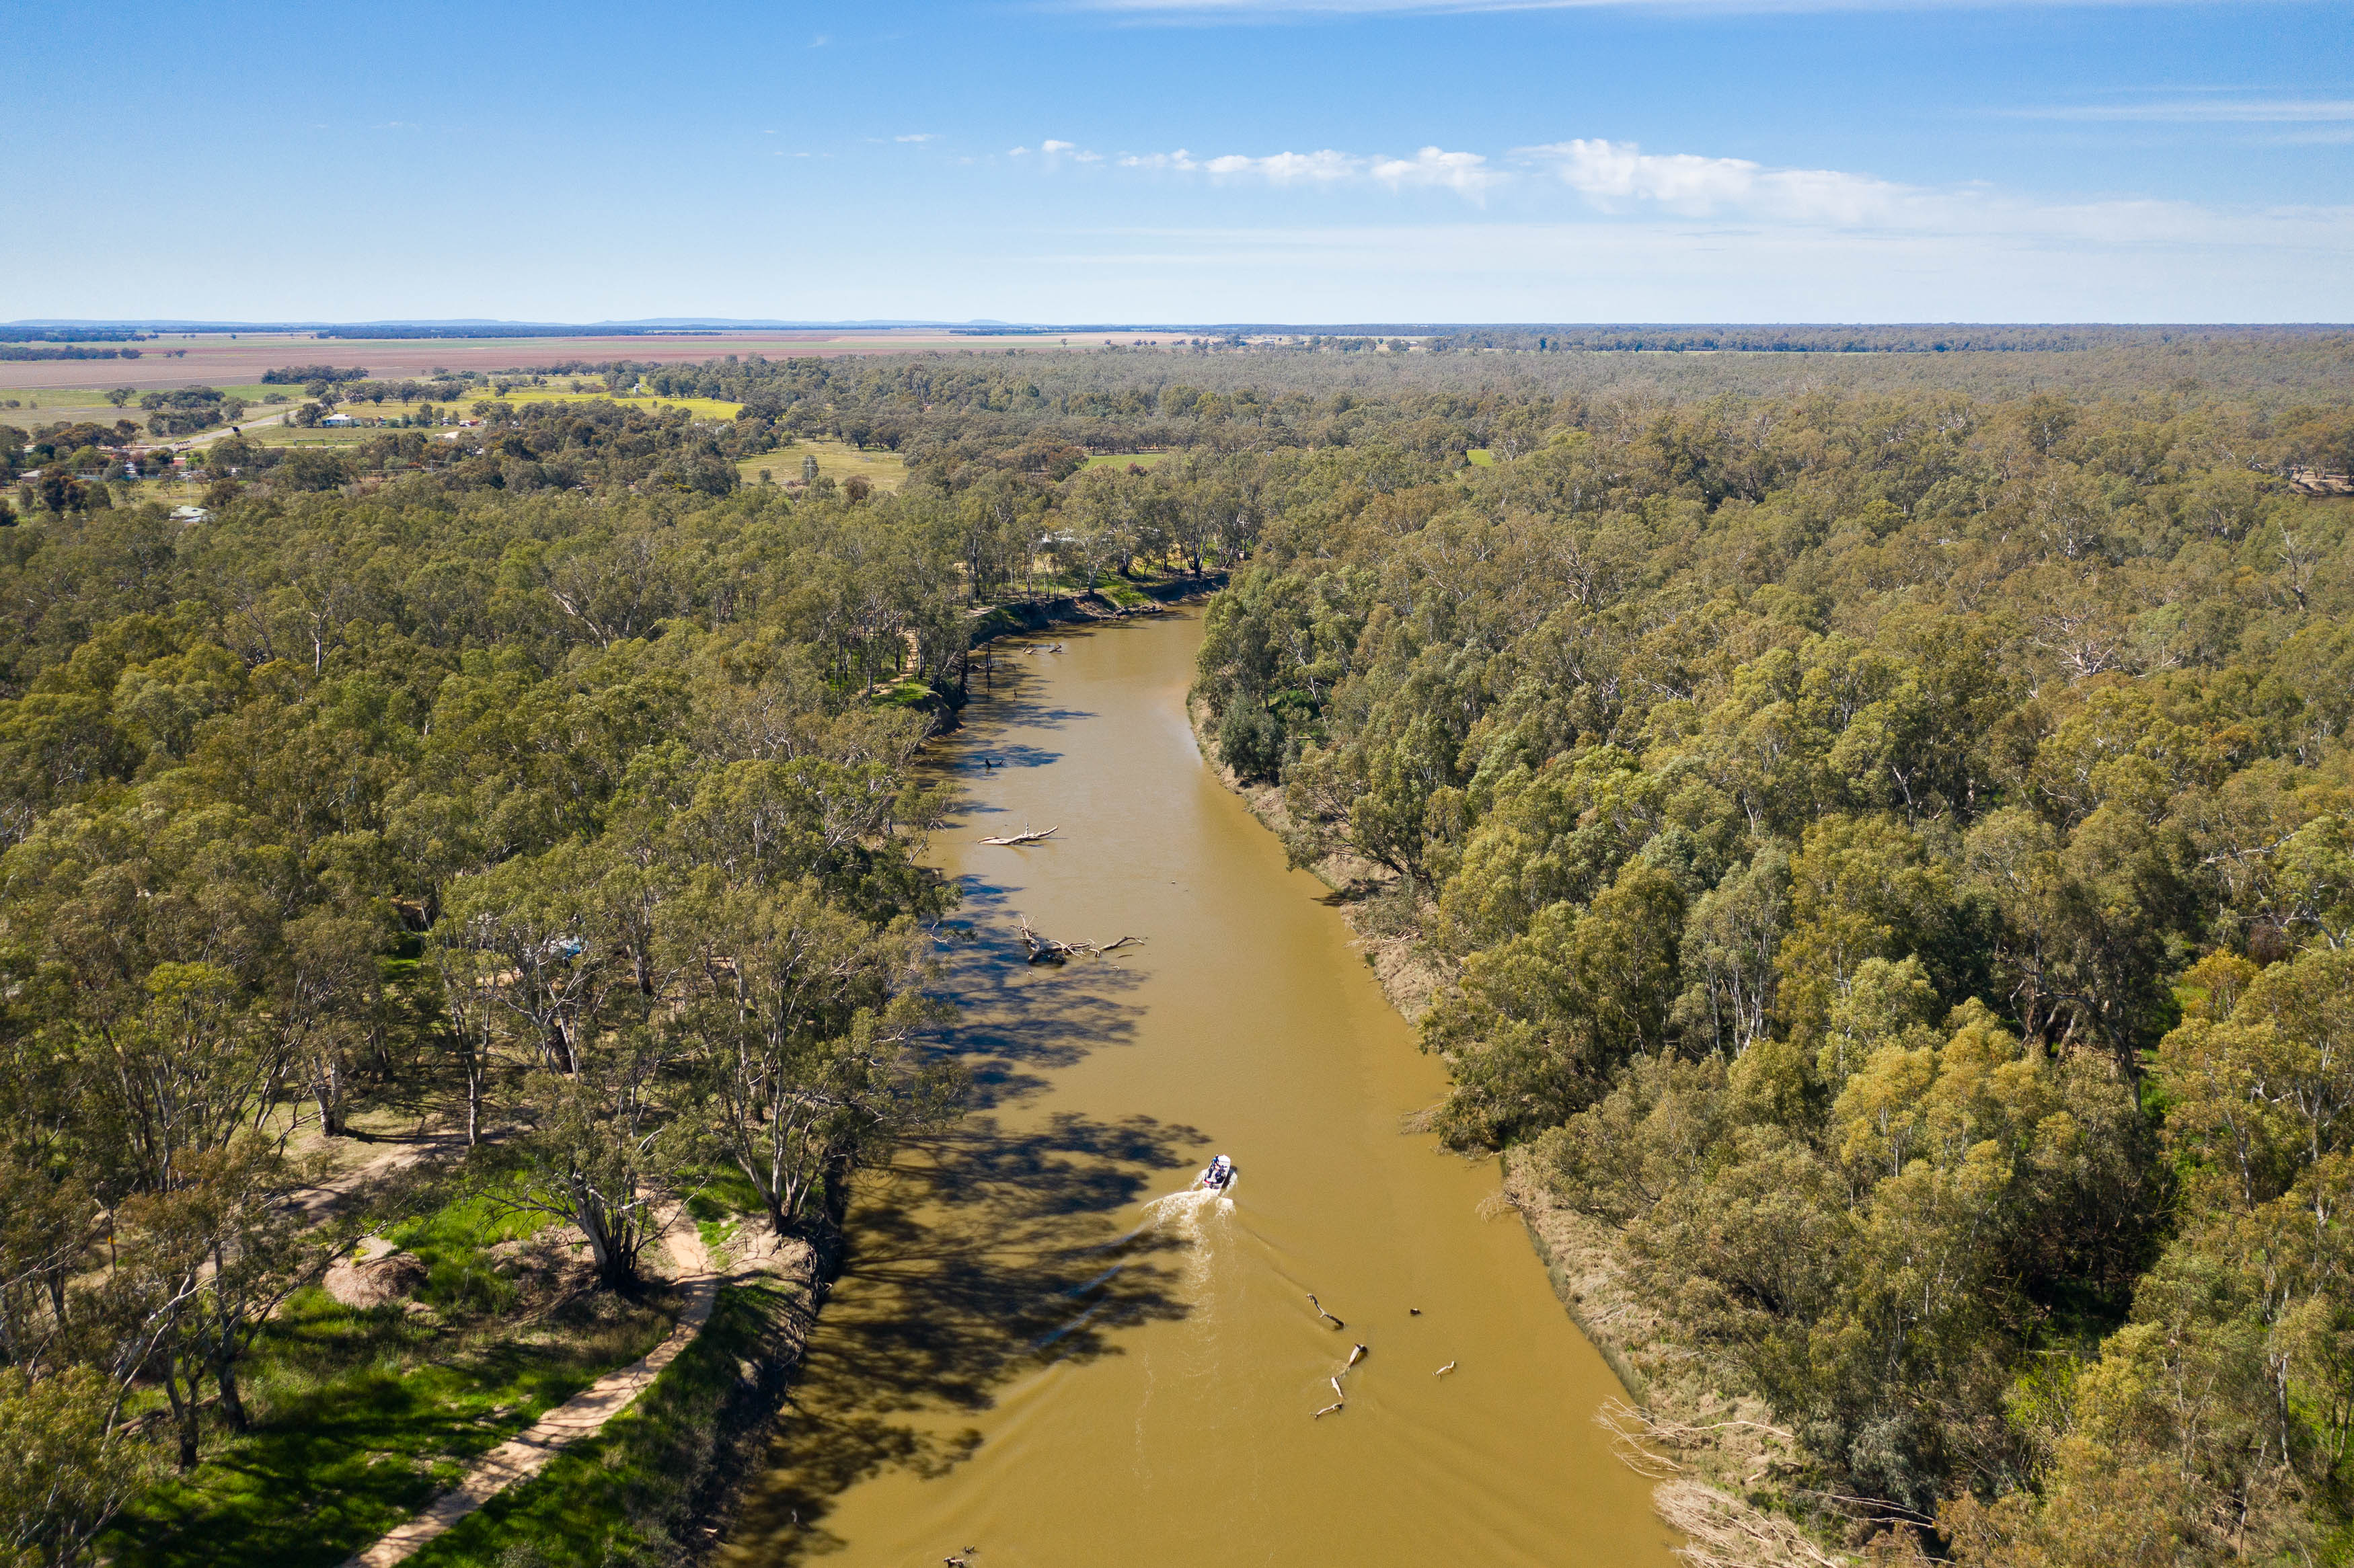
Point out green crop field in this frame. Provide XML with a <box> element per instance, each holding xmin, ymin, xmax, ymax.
<box><xmin>1082</xmin><ymin>451</ymin><xmax>1170</xmax><ymax>470</ymax></box>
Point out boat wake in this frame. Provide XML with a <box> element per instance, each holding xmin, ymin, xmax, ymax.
<box><xmin>1141</xmin><ymin>1181</ymin><xmax>1236</xmax><ymax>1296</ymax></box>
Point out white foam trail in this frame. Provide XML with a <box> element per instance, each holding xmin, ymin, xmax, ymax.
<box><xmin>1139</xmin><ymin>1182</ymin><xmax>1236</xmax><ymax>1298</ymax></box>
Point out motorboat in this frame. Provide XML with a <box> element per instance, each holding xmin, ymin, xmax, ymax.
<box><xmin>1195</xmin><ymin>1154</ymin><xmax>1236</xmax><ymax>1193</ymax></box>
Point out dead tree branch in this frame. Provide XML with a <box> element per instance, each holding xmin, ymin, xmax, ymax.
<box><xmin>1017</xmin><ymin>916</ymin><xmax>1143</xmax><ymax>964</ymax></box>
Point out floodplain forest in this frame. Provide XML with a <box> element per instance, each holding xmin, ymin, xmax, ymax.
<box><xmin>0</xmin><ymin>326</ymin><xmax>2351</xmax><ymax>1567</ymax></box>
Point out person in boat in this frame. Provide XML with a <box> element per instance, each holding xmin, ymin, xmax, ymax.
<box><xmin>1197</xmin><ymin>1154</ymin><xmax>1235</xmax><ymax>1191</ymax></box>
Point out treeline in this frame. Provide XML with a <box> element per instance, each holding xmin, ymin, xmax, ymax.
<box><xmin>0</xmin><ymin>330</ymin><xmax>148</xmax><ymax>345</ymax></box>
<box><xmin>1440</xmin><ymin>323</ymin><xmax>2353</xmax><ymax>354</ymax></box>
<box><xmin>0</xmin><ymin>346</ymin><xmax>142</xmax><ymax>362</ymax></box>
<box><xmin>505</xmin><ymin>340</ymin><xmax>2354</xmax><ymax>488</ymax></box>
<box><xmin>310</xmin><ymin>324</ymin><xmax>724</xmax><ymax>339</ymax></box>
<box><xmin>229</xmin><ymin>397</ymin><xmax>777</xmax><ymax>498</ymax></box>
<box><xmin>1192</xmin><ymin>385</ymin><xmax>2354</xmax><ymax>1559</ymax></box>
<box><xmin>260</xmin><ymin>364</ymin><xmax>371</xmax><ymax>385</ymax></box>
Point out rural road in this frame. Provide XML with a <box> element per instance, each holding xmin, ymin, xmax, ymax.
<box><xmin>159</xmin><ymin>406</ymin><xmax>297</xmax><ymax>452</ymax></box>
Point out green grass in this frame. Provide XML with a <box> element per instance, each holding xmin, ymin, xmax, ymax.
<box><xmin>101</xmin><ymin>1286</ymin><xmax>672</xmax><ymax>1568</ymax></box>
<box><xmin>100</xmin><ymin>1180</ymin><xmax>670</xmax><ymax>1568</ymax></box>
<box><xmin>387</xmin><ymin>1185</ymin><xmax>562</xmax><ymax>1317</ymax></box>
<box><xmin>402</xmin><ymin>1282</ymin><xmax>798</xmax><ymax>1568</ymax></box>
<box><xmin>1466</xmin><ymin>448</ymin><xmax>1495</xmax><ymax>466</ymax></box>
<box><xmin>685</xmin><ymin>1169</ymin><xmax>767</xmax><ymax>1257</ymax></box>
<box><xmin>1082</xmin><ymin>450</ymin><xmax>1169</xmax><ymax>470</ymax></box>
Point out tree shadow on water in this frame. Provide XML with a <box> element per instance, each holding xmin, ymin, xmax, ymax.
<box><xmin>927</xmin><ymin>887</ymin><xmax>1150</xmax><ymax>1111</ymax></box>
<box><xmin>721</xmin><ymin>1111</ymin><xmax>1205</xmax><ymax>1563</ymax></box>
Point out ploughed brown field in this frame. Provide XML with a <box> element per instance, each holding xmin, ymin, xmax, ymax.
<box><xmin>3</xmin><ymin>329</ymin><xmax>1201</xmax><ymax>393</ymax></box>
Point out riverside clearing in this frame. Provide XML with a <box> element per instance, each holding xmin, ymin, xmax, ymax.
<box><xmin>718</xmin><ymin>609</ymin><xmax>1677</xmax><ymax>1567</ymax></box>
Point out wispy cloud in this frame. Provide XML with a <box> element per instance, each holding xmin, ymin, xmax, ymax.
<box><xmin>1506</xmin><ymin>135</ymin><xmax>2354</xmax><ymax>256</ymax></box>
<box><xmin>1109</xmin><ymin>144</ymin><xmax>1499</xmax><ymax>196</ymax></box>
<box><xmin>1118</xmin><ymin>147</ymin><xmax>1357</xmax><ymax>181</ymax></box>
<box><xmin>2009</xmin><ymin>97</ymin><xmax>2354</xmax><ymax>123</ymax></box>
<box><xmin>1022</xmin><ymin>207</ymin><xmax>2354</xmax><ymax>319</ymax></box>
<box><xmin>1523</xmin><ymin>138</ymin><xmax>1912</xmax><ymax>223</ymax></box>
<box><xmin>1373</xmin><ymin>147</ymin><xmax>1504</xmax><ymax>194</ymax></box>
<box><xmin>895</xmin><ymin>132</ymin><xmax>936</xmax><ymax>143</ymax></box>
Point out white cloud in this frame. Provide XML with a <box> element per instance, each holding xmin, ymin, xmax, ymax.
<box><xmin>1220</xmin><ymin>149</ymin><xmax>1359</xmax><ymax>182</ymax></box>
<box><xmin>1371</xmin><ymin>146</ymin><xmax>1503</xmax><ymax>196</ymax></box>
<box><xmin>1042</xmin><ymin>139</ymin><xmax>1078</xmax><ymax>153</ymax></box>
<box><xmin>895</xmin><ymin>132</ymin><xmax>936</xmax><ymax>143</ymax></box>
<box><xmin>1525</xmin><ymin>138</ymin><xmax>1909</xmax><ymax>223</ymax></box>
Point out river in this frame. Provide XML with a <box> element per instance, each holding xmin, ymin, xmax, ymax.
<box><xmin>720</xmin><ymin>608</ymin><xmax>1677</xmax><ymax>1567</ymax></box>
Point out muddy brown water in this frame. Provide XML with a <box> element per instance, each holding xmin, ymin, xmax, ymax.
<box><xmin>720</xmin><ymin>610</ymin><xmax>1677</xmax><ymax>1568</ymax></box>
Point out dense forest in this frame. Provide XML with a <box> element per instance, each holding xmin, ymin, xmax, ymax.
<box><xmin>1</xmin><ymin>335</ymin><xmax>2351</xmax><ymax>1565</ymax></box>
<box><xmin>0</xmin><ymin>479</ymin><xmax>1003</xmax><ymax>1561</ymax></box>
<box><xmin>1191</xmin><ymin>368</ymin><xmax>2354</xmax><ymax>1561</ymax></box>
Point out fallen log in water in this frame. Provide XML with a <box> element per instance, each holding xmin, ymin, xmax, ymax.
<box><xmin>1017</xmin><ymin>915</ymin><xmax>1143</xmax><ymax>964</ymax></box>
<box><xmin>979</xmin><ymin>825</ymin><xmax>1058</xmax><ymax>846</ymax></box>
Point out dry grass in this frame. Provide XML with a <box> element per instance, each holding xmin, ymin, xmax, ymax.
<box><xmin>1654</xmin><ymin>1482</ymin><xmax>1853</xmax><ymax>1568</ymax></box>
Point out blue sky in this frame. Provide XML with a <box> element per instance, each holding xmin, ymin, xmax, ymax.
<box><xmin>8</xmin><ymin>0</ymin><xmax>2349</xmax><ymax>321</ymax></box>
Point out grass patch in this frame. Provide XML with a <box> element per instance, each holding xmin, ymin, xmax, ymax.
<box><xmin>488</xmin><ymin>389</ymin><xmax>744</xmax><ymax>421</ymax></box>
<box><xmin>685</xmin><ymin>1169</ymin><xmax>768</xmax><ymax>1258</ymax></box>
<box><xmin>1466</xmin><ymin>448</ymin><xmax>1495</xmax><ymax>466</ymax></box>
<box><xmin>1082</xmin><ymin>450</ymin><xmax>1169</xmax><ymax>470</ymax></box>
<box><xmin>738</xmin><ymin>438</ymin><xmax>908</xmax><ymax>494</ymax></box>
<box><xmin>387</xmin><ymin>1183</ymin><xmax>561</xmax><ymax>1317</ymax></box>
<box><xmin>401</xmin><ymin>1281</ymin><xmax>799</xmax><ymax>1568</ymax></box>
<box><xmin>101</xmin><ymin>1283</ymin><xmax>673</xmax><ymax>1568</ymax></box>
<box><xmin>1092</xmin><ymin>580</ymin><xmax>1152</xmax><ymax>609</ymax></box>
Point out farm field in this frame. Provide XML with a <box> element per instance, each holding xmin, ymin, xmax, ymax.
<box><xmin>1082</xmin><ymin>450</ymin><xmax>1170</xmax><ymax>470</ymax></box>
<box><xmin>0</xmin><ymin>382</ymin><xmax>297</xmax><ymax>435</ymax></box>
<box><xmin>0</xmin><ymin>329</ymin><xmax>1201</xmax><ymax>396</ymax></box>
<box><xmin>735</xmin><ymin>438</ymin><xmax>907</xmax><ymax>493</ymax></box>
